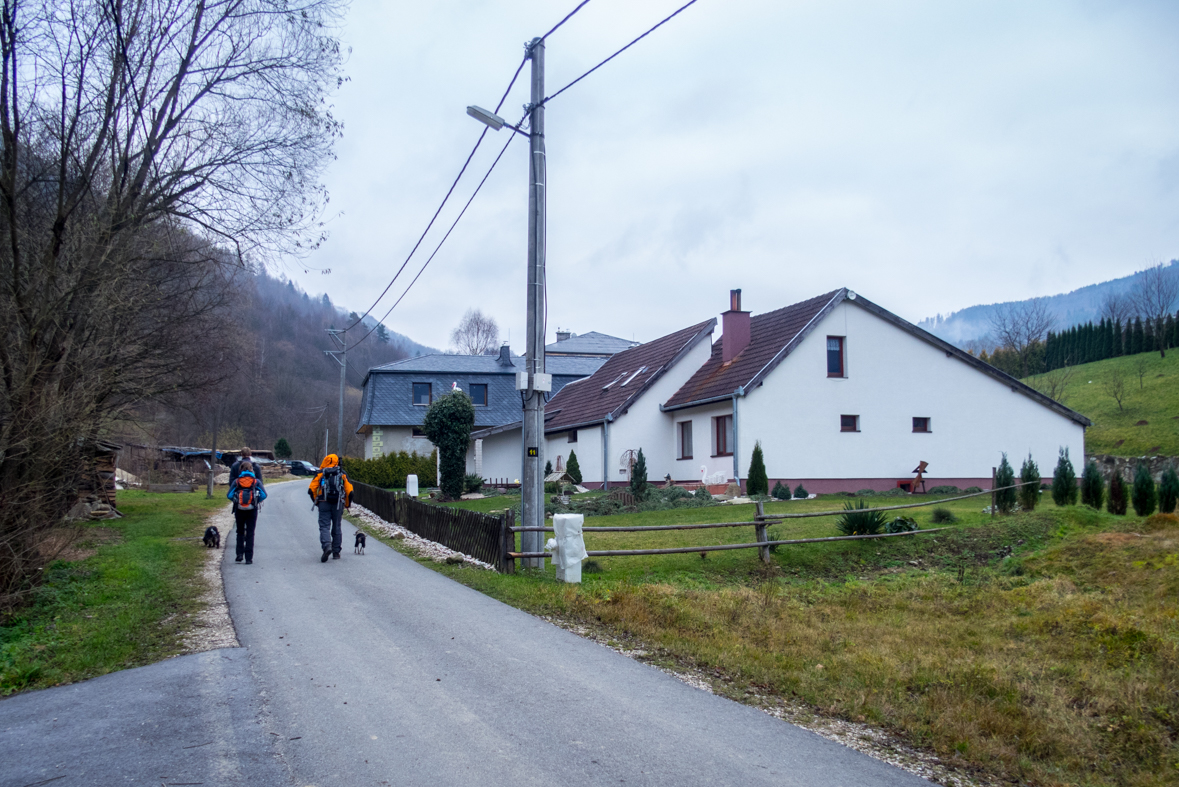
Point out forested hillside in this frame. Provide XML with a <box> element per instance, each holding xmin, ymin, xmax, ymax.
<box><xmin>115</xmin><ymin>269</ymin><xmax>435</xmax><ymax>462</ymax></box>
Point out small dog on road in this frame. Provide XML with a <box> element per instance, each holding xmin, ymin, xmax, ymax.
<box><xmin>203</xmin><ymin>525</ymin><xmax>221</xmax><ymax>549</ymax></box>
<box><xmin>354</xmin><ymin>530</ymin><xmax>366</xmax><ymax>555</ymax></box>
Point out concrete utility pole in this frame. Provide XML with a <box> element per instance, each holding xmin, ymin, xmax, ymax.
<box><xmin>325</xmin><ymin>329</ymin><xmax>347</xmax><ymax>457</ymax></box>
<box><xmin>519</xmin><ymin>37</ymin><xmax>551</xmax><ymax>568</ymax></box>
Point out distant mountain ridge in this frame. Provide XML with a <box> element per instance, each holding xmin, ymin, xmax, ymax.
<box><xmin>918</xmin><ymin>260</ymin><xmax>1179</xmax><ymax>347</ymax></box>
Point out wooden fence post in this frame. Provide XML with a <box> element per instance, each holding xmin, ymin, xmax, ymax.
<box><xmin>991</xmin><ymin>467</ymin><xmax>996</xmax><ymax>520</ymax></box>
<box><xmin>502</xmin><ymin>508</ymin><xmax>516</xmax><ymax>574</ymax></box>
<box><xmin>755</xmin><ymin>500</ymin><xmax>770</xmax><ymax>563</ymax></box>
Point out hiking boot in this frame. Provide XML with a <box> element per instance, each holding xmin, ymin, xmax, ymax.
<box><xmin>332</xmin><ymin>552</ymin><xmax>341</xmax><ymax>560</ymax></box>
<box><xmin>245</xmin><ymin>560</ymin><xmax>253</xmax><ymax>565</ymax></box>
<box><xmin>235</xmin><ymin>555</ymin><xmax>243</xmax><ymax>562</ymax></box>
<box><xmin>321</xmin><ymin>547</ymin><xmax>330</xmax><ymax>563</ymax></box>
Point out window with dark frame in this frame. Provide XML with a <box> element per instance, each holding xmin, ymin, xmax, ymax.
<box><xmin>469</xmin><ymin>384</ymin><xmax>488</xmax><ymax>407</ymax></box>
<box><xmin>677</xmin><ymin>421</ymin><xmax>693</xmax><ymax>460</ymax></box>
<box><xmin>840</xmin><ymin>414</ymin><xmax>859</xmax><ymax>432</ymax></box>
<box><xmin>714</xmin><ymin>415</ymin><xmax>734</xmax><ymax>456</ymax></box>
<box><xmin>568</xmin><ymin>430</ymin><xmax>578</xmax><ymax>443</ymax></box>
<box><xmin>412</xmin><ymin>427</ymin><xmax>426</xmax><ymax>437</ymax></box>
<box><xmin>412</xmin><ymin>382</ymin><xmax>431</xmax><ymax>406</ymax></box>
<box><xmin>827</xmin><ymin>336</ymin><xmax>845</xmax><ymax>377</ymax></box>
<box><xmin>912</xmin><ymin>417</ymin><xmax>930</xmax><ymax>433</ymax></box>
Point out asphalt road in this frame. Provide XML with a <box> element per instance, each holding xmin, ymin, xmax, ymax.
<box><xmin>2</xmin><ymin>481</ymin><xmax>934</xmax><ymax>787</ymax></box>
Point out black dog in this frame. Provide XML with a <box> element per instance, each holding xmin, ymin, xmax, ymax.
<box><xmin>203</xmin><ymin>525</ymin><xmax>221</xmax><ymax>549</ymax></box>
<box><xmin>354</xmin><ymin>530</ymin><xmax>366</xmax><ymax>555</ymax></box>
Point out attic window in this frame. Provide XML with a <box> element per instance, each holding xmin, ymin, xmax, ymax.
<box><xmin>601</xmin><ymin>373</ymin><xmax>626</xmax><ymax>391</ymax></box>
<box><xmin>620</xmin><ymin>366</ymin><xmax>647</xmax><ymax>387</ymax></box>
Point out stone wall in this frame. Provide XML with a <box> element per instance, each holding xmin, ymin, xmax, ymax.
<box><xmin>1086</xmin><ymin>454</ymin><xmax>1178</xmax><ymax>484</ymax></box>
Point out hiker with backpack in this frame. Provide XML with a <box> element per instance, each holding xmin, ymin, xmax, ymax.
<box><xmin>229</xmin><ymin>447</ymin><xmax>266</xmax><ymax>490</ymax></box>
<box><xmin>308</xmin><ymin>454</ymin><xmax>354</xmax><ymax>562</ymax></box>
<box><xmin>227</xmin><ymin>461</ymin><xmax>267</xmax><ymax>564</ymax></box>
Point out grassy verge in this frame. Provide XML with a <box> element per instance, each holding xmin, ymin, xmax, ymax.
<box><xmin>0</xmin><ymin>490</ymin><xmax>225</xmax><ymax>695</ymax></box>
<box><xmin>359</xmin><ymin>493</ymin><xmax>1179</xmax><ymax>787</ymax></box>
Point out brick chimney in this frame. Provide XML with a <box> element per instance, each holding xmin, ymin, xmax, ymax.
<box><xmin>722</xmin><ymin>289</ymin><xmax>751</xmax><ymax>364</ymax></box>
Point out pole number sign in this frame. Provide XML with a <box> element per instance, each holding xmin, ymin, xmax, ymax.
<box><xmin>527</xmin><ymin>447</ymin><xmax>539</xmax><ymax>457</ymax></box>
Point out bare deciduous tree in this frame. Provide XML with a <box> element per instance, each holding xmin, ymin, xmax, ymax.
<box><xmin>1030</xmin><ymin>365</ymin><xmax>1075</xmax><ymax>406</ymax></box>
<box><xmin>1131</xmin><ymin>263</ymin><xmax>1179</xmax><ymax>358</ymax></box>
<box><xmin>450</xmin><ymin>309</ymin><xmax>500</xmax><ymax>355</ymax></box>
<box><xmin>0</xmin><ymin>0</ymin><xmax>346</xmax><ymax>607</ymax></box>
<box><xmin>1099</xmin><ymin>291</ymin><xmax>1135</xmax><ymax>329</ymax></box>
<box><xmin>1101</xmin><ymin>368</ymin><xmax>1127</xmax><ymax>411</ymax></box>
<box><xmin>988</xmin><ymin>297</ymin><xmax>1055</xmax><ymax>377</ymax></box>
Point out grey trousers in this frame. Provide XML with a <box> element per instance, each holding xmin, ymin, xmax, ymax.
<box><xmin>317</xmin><ymin>501</ymin><xmax>344</xmax><ymax>554</ymax></box>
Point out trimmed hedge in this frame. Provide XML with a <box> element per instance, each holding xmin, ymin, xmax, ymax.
<box><xmin>341</xmin><ymin>450</ymin><xmax>436</xmax><ymax>489</ymax></box>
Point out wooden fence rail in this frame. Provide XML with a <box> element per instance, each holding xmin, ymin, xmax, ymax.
<box><xmin>350</xmin><ymin>482</ymin><xmax>514</xmax><ymax>572</ymax></box>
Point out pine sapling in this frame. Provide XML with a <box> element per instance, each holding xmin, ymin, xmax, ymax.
<box><xmin>630</xmin><ymin>448</ymin><xmax>648</xmax><ymax>500</ymax></box>
<box><xmin>1080</xmin><ymin>461</ymin><xmax>1105</xmax><ymax>509</ymax></box>
<box><xmin>1018</xmin><ymin>453</ymin><xmax>1040</xmax><ymax>512</ymax></box>
<box><xmin>1051</xmin><ymin>447</ymin><xmax>1078</xmax><ymax>506</ymax></box>
<box><xmin>566</xmin><ymin>450</ymin><xmax>582</xmax><ymax>485</ymax></box>
<box><xmin>1159</xmin><ymin>465</ymin><xmax>1179</xmax><ymax>514</ymax></box>
<box><xmin>1107</xmin><ymin>469</ymin><xmax>1128</xmax><ymax>515</ymax></box>
<box><xmin>1132</xmin><ymin>463</ymin><xmax>1157</xmax><ymax>517</ymax></box>
<box><xmin>995</xmin><ymin>453</ymin><xmax>1016</xmax><ymax>513</ymax></box>
<box><xmin>747</xmin><ymin>441</ymin><xmax>769</xmax><ymax>497</ymax></box>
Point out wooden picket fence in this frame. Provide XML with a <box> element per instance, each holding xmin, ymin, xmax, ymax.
<box><xmin>350</xmin><ymin>482</ymin><xmax>514</xmax><ymax>572</ymax></box>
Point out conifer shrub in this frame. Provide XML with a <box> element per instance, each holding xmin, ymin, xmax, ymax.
<box><xmin>747</xmin><ymin>442</ymin><xmax>769</xmax><ymax>497</ymax></box>
<box><xmin>771</xmin><ymin>481</ymin><xmax>790</xmax><ymax>500</ymax></box>
<box><xmin>1132</xmin><ymin>464</ymin><xmax>1157</xmax><ymax>517</ymax></box>
<box><xmin>273</xmin><ymin>437</ymin><xmax>292</xmax><ymax>459</ymax></box>
<box><xmin>1080</xmin><ymin>461</ymin><xmax>1104</xmax><ymax>509</ymax></box>
<box><xmin>855</xmin><ymin>488</ymin><xmax>877</xmax><ymax>497</ymax></box>
<box><xmin>1051</xmin><ymin>447</ymin><xmax>1078</xmax><ymax>506</ymax></box>
<box><xmin>927</xmin><ymin>485</ymin><xmax>960</xmax><ymax>495</ymax></box>
<box><xmin>629</xmin><ymin>448</ymin><xmax>649</xmax><ymax>500</ymax></box>
<box><xmin>695</xmin><ymin>485</ymin><xmax>714</xmax><ymax>501</ymax></box>
<box><xmin>341</xmin><ymin>450</ymin><xmax>437</xmax><ymax>489</ymax></box>
<box><xmin>422</xmin><ymin>390</ymin><xmax>475</xmax><ymax>500</ymax></box>
<box><xmin>994</xmin><ymin>453</ymin><xmax>1016</xmax><ymax>514</ymax></box>
<box><xmin>566</xmin><ymin>450</ymin><xmax>582</xmax><ymax>485</ymax></box>
<box><xmin>1107</xmin><ymin>469</ymin><xmax>1128</xmax><ymax>515</ymax></box>
<box><xmin>836</xmin><ymin>500</ymin><xmax>887</xmax><ymax>536</ymax></box>
<box><xmin>963</xmin><ymin>486</ymin><xmax>983</xmax><ymax>494</ymax></box>
<box><xmin>463</xmin><ymin>474</ymin><xmax>483</xmax><ymax>494</ymax></box>
<box><xmin>793</xmin><ymin>484</ymin><xmax>809</xmax><ymax>499</ymax></box>
<box><xmin>544</xmin><ymin>460</ymin><xmax>552</xmax><ymax>476</ymax></box>
<box><xmin>1018</xmin><ymin>454</ymin><xmax>1041</xmax><ymax>512</ymax></box>
<box><xmin>1160</xmin><ymin>465</ymin><xmax>1179</xmax><ymax>514</ymax></box>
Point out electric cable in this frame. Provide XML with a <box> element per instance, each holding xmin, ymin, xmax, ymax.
<box><xmin>346</xmin><ymin>114</ymin><xmax>527</xmax><ymax>351</ymax></box>
<box><xmin>342</xmin><ymin>57</ymin><xmax>530</xmax><ymax>333</ymax></box>
<box><xmin>542</xmin><ymin>0</ymin><xmax>698</xmax><ymax>106</ymax></box>
<box><xmin>542</xmin><ymin>0</ymin><xmax>593</xmax><ymax>40</ymax></box>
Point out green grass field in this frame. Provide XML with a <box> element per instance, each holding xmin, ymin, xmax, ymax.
<box><xmin>0</xmin><ymin>490</ymin><xmax>224</xmax><ymax>695</ymax></box>
<box><xmin>1025</xmin><ymin>350</ymin><xmax>1179</xmax><ymax>456</ymax></box>
<box><xmin>362</xmin><ymin>491</ymin><xmax>1179</xmax><ymax>787</ymax></box>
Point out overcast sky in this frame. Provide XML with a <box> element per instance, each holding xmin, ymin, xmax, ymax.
<box><xmin>285</xmin><ymin>0</ymin><xmax>1179</xmax><ymax>352</ymax></box>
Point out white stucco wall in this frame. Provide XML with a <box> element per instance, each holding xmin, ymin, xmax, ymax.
<box><xmin>663</xmin><ymin>401</ymin><xmax>737</xmax><ymax>484</ymax></box>
<box><xmin>723</xmin><ymin>300</ymin><xmax>1086</xmax><ymax>489</ymax></box>
<box><xmin>475</xmin><ymin>429</ymin><xmax>523</xmax><ymax>484</ymax></box>
<box><xmin>545</xmin><ymin>425</ymin><xmax>603</xmax><ymax>485</ymax></box>
<box><xmin>364</xmin><ymin>426</ymin><xmax>434</xmax><ymax>460</ymax></box>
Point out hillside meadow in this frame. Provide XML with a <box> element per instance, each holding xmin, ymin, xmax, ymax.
<box><xmin>1025</xmin><ymin>350</ymin><xmax>1179</xmax><ymax>456</ymax></box>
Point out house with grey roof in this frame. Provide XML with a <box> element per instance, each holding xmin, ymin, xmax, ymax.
<box><xmin>356</xmin><ymin>344</ymin><xmax>605</xmax><ymax>462</ymax></box>
<box><xmin>545</xmin><ymin>330</ymin><xmax>638</xmax><ymax>358</ymax></box>
<box><xmin>472</xmin><ymin>288</ymin><xmax>1090</xmax><ymax>492</ymax></box>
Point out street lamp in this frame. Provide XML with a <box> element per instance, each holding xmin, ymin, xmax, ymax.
<box><xmin>469</xmin><ymin>37</ymin><xmax>548</xmax><ymax>568</ymax></box>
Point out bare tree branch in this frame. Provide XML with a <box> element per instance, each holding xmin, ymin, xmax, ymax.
<box><xmin>450</xmin><ymin>309</ymin><xmax>500</xmax><ymax>355</ymax></box>
<box><xmin>988</xmin><ymin>297</ymin><xmax>1054</xmax><ymax>377</ymax></box>
<box><xmin>1131</xmin><ymin>262</ymin><xmax>1179</xmax><ymax>358</ymax></box>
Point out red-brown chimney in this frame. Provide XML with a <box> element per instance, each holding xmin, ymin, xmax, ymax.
<box><xmin>722</xmin><ymin>289</ymin><xmax>751</xmax><ymax>364</ymax></box>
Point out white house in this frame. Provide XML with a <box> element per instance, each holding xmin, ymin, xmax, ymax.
<box><xmin>473</xmin><ymin>288</ymin><xmax>1090</xmax><ymax>492</ymax></box>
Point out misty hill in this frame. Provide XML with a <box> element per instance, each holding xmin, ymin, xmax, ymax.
<box><xmin>919</xmin><ymin>260</ymin><xmax>1179</xmax><ymax>347</ymax></box>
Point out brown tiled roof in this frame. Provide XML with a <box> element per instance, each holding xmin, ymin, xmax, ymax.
<box><xmin>663</xmin><ymin>290</ymin><xmax>841</xmax><ymax>409</ymax></box>
<box><xmin>541</xmin><ymin>319</ymin><xmax>716</xmax><ymax>433</ymax></box>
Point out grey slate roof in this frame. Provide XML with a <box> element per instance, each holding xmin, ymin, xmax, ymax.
<box><xmin>357</xmin><ymin>353</ymin><xmax>606</xmax><ymax>433</ymax></box>
<box><xmin>545</xmin><ymin>331</ymin><xmax>638</xmax><ymax>357</ymax></box>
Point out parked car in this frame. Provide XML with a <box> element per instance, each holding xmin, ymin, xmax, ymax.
<box><xmin>287</xmin><ymin>460</ymin><xmax>318</xmax><ymax>476</ymax></box>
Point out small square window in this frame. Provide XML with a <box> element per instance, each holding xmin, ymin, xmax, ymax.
<box><xmin>827</xmin><ymin>336</ymin><xmax>845</xmax><ymax>377</ymax></box>
<box><xmin>840</xmin><ymin>414</ymin><xmax>859</xmax><ymax>432</ymax></box>
<box><xmin>568</xmin><ymin>430</ymin><xmax>578</xmax><ymax>443</ymax></box>
<box><xmin>912</xmin><ymin>417</ymin><xmax>930</xmax><ymax>433</ymax></box>
<box><xmin>412</xmin><ymin>427</ymin><xmax>426</xmax><ymax>437</ymax></box>
<box><xmin>412</xmin><ymin>382</ymin><xmax>431</xmax><ymax>406</ymax></box>
<box><xmin>470</xmin><ymin>384</ymin><xmax>488</xmax><ymax>407</ymax></box>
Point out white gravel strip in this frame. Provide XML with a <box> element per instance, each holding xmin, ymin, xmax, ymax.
<box><xmin>180</xmin><ymin>504</ymin><xmax>240</xmax><ymax>653</ymax></box>
<box><xmin>351</xmin><ymin>504</ymin><xmax>498</xmax><ymax>571</ymax></box>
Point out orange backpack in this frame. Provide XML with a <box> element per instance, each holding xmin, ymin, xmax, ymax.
<box><xmin>235</xmin><ymin>475</ymin><xmax>259</xmax><ymax>510</ymax></box>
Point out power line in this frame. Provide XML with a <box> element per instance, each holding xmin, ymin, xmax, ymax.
<box><xmin>346</xmin><ymin>115</ymin><xmax>528</xmax><ymax>351</ymax></box>
<box><xmin>343</xmin><ymin>58</ymin><xmax>529</xmax><ymax>333</ymax></box>
<box><xmin>542</xmin><ymin>0</ymin><xmax>593</xmax><ymax>40</ymax></box>
<box><xmin>543</xmin><ymin>0</ymin><xmax>698</xmax><ymax>106</ymax></box>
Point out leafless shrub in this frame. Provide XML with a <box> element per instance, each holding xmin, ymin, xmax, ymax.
<box><xmin>1102</xmin><ymin>368</ymin><xmax>1127</xmax><ymax>411</ymax></box>
<box><xmin>1031</xmin><ymin>365</ymin><xmax>1075</xmax><ymax>405</ymax></box>
<box><xmin>989</xmin><ymin>298</ymin><xmax>1054</xmax><ymax>377</ymax></box>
